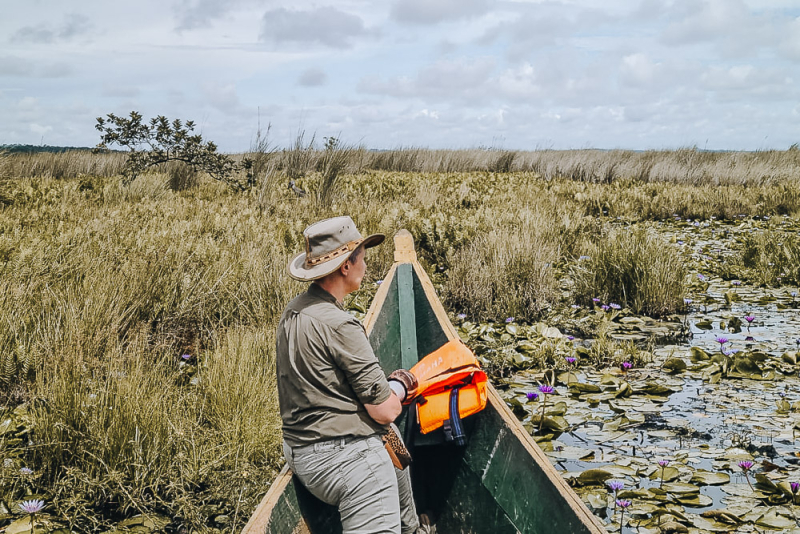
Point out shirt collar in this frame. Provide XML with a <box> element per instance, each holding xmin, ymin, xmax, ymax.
<box><xmin>308</xmin><ymin>283</ymin><xmax>344</xmax><ymax>310</ymax></box>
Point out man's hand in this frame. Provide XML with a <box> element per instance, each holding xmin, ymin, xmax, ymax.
<box><xmin>388</xmin><ymin>369</ymin><xmax>419</xmax><ymax>405</ymax></box>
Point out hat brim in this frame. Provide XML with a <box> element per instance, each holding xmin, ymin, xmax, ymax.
<box><xmin>287</xmin><ymin>233</ymin><xmax>385</xmax><ymax>282</ymax></box>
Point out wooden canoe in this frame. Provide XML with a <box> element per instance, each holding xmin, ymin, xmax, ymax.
<box><xmin>243</xmin><ymin>230</ymin><xmax>604</xmax><ymax>534</ymax></box>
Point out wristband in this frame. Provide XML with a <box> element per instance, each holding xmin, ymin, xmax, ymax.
<box><xmin>389</xmin><ymin>380</ymin><xmax>407</xmax><ymax>401</ymax></box>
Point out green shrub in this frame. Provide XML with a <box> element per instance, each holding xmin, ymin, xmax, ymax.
<box><xmin>571</xmin><ymin>226</ymin><xmax>687</xmax><ymax>316</ymax></box>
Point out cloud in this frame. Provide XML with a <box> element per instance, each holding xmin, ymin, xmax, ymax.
<box><xmin>259</xmin><ymin>7</ymin><xmax>369</xmax><ymax>49</ymax></box>
<box><xmin>0</xmin><ymin>55</ymin><xmax>33</xmax><ymax>77</ymax></box>
<box><xmin>619</xmin><ymin>53</ymin><xmax>660</xmax><ymax>87</ymax></box>
<box><xmin>478</xmin><ymin>10</ymin><xmax>590</xmax><ymax>61</ymax></box>
<box><xmin>391</xmin><ymin>0</ymin><xmax>490</xmax><ymax>25</ymax></box>
<box><xmin>659</xmin><ymin>0</ymin><xmax>778</xmax><ymax>58</ymax></box>
<box><xmin>297</xmin><ymin>68</ymin><xmax>327</xmax><ymax>87</ymax></box>
<box><xmin>102</xmin><ymin>85</ymin><xmax>142</xmax><ymax>98</ymax></box>
<box><xmin>359</xmin><ymin>57</ymin><xmax>496</xmax><ymax>102</ymax></box>
<box><xmin>202</xmin><ymin>82</ymin><xmax>242</xmax><ymax>113</ymax></box>
<box><xmin>10</xmin><ymin>13</ymin><xmax>92</xmax><ymax>44</ymax></box>
<box><xmin>30</xmin><ymin>123</ymin><xmax>53</xmax><ymax>136</ymax></box>
<box><xmin>175</xmin><ymin>0</ymin><xmax>236</xmax><ymax>30</ymax></box>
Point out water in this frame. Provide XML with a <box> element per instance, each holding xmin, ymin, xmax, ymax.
<box><xmin>500</xmin><ymin>218</ymin><xmax>800</xmax><ymax>532</ymax></box>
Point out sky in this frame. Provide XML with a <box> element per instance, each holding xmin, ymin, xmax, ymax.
<box><xmin>1</xmin><ymin>0</ymin><xmax>800</xmax><ymax>152</ymax></box>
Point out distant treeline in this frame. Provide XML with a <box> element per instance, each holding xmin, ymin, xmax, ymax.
<box><xmin>0</xmin><ymin>144</ymin><xmax>97</xmax><ymax>154</ymax></box>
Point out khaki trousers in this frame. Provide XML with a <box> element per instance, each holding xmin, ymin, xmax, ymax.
<box><xmin>283</xmin><ymin>435</ymin><xmax>420</xmax><ymax>534</ymax></box>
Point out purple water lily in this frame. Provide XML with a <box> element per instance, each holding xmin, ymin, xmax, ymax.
<box><xmin>716</xmin><ymin>336</ymin><xmax>729</xmax><ymax>345</ymax></box>
<box><xmin>744</xmin><ymin>315</ymin><xmax>755</xmax><ymax>323</ymax></box>
<box><xmin>565</xmin><ymin>357</ymin><xmax>577</xmax><ymax>364</ymax></box>
<box><xmin>621</xmin><ymin>361</ymin><xmax>632</xmax><ymax>371</ymax></box>
<box><xmin>615</xmin><ymin>499</ymin><xmax>631</xmax><ymax>531</ymax></box>
<box><xmin>658</xmin><ymin>460</ymin><xmax>669</xmax><ymax>488</ymax></box>
<box><xmin>792</xmin><ymin>482</ymin><xmax>800</xmax><ymax>494</ymax></box>
<box><xmin>592</xmin><ymin>298</ymin><xmax>601</xmax><ymax>303</ymax></box>
<box><xmin>738</xmin><ymin>460</ymin><xmax>755</xmax><ymax>490</ymax></box>
<box><xmin>505</xmin><ymin>317</ymin><xmax>515</xmax><ymax>323</ymax></box>
<box><xmin>537</xmin><ymin>384</ymin><xmax>554</xmax><ymax>433</ymax></box>
<box><xmin>526</xmin><ymin>392</ymin><xmax>538</xmax><ymax>402</ymax></box>
<box><xmin>684</xmin><ymin>298</ymin><xmax>692</xmax><ymax>305</ymax></box>
<box><xmin>456</xmin><ymin>313</ymin><xmax>466</xmax><ymax>320</ymax></box>
<box><xmin>19</xmin><ymin>467</ymin><xmax>33</xmax><ymax>475</ymax></box>
<box><xmin>609</xmin><ymin>303</ymin><xmax>621</xmax><ymax>310</ymax></box>
<box><xmin>19</xmin><ymin>500</ymin><xmax>44</xmax><ymax>514</ymax></box>
<box><xmin>601</xmin><ymin>304</ymin><xmax>610</xmax><ymax>311</ymax></box>
<box><xmin>607</xmin><ymin>480</ymin><xmax>624</xmax><ymax>492</ymax></box>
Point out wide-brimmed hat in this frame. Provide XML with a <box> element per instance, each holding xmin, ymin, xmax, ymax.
<box><xmin>287</xmin><ymin>216</ymin><xmax>384</xmax><ymax>281</ymax></box>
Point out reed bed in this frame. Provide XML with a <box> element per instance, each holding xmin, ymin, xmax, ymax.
<box><xmin>3</xmin><ymin>145</ymin><xmax>800</xmax><ymax>185</ymax></box>
<box><xmin>2</xmin><ymin>153</ymin><xmax>800</xmax><ymax>531</ymax></box>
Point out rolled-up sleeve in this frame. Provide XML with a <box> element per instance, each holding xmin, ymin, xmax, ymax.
<box><xmin>330</xmin><ymin>319</ymin><xmax>391</xmax><ymax>405</ymax></box>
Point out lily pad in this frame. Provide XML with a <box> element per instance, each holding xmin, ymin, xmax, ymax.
<box><xmin>675</xmin><ymin>493</ymin><xmax>713</xmax><ymax>507</ymax></box>
<box><xmin>690</xmin><ymin>470</ymin><xmax>730</xmax><ymax>486</ymax></box>
<box><xmin>690</xmin><ymin>346</ymin><xmax>710</xmax><ymax>361</ymax></box>
<box><xmin>662</xmin><ymin>358</ymin><xmax>687</xmax><ymax>373</ymax></box>
<box><xmin>661</xmin><ymin>482</ymin><xmax>701</xmax><ymax>494</ymax></box>
<box><xmin>755</xmin><ymin>509</ymin><xmax>796</xmax><ymax>529</ymax></box>
<box><xmin>576</xmin><ymin>468</ymin><xmax>613</xmax><ymax>486</ymax></box>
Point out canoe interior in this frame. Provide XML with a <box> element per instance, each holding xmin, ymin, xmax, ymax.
<box><xmin>249</xmin><ymin>235</ymin><xmax>602</xmax><ymax>534</ymax></box>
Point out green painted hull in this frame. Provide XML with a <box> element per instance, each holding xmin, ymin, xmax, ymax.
<box><xmin>243</xmin><ymin>232</ymin><xmax>603</xmax><ymax>534</ymax></box>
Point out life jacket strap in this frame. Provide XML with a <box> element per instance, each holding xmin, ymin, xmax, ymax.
<box><xmin>442</xmin><ymin>387</ymin><xmax>467</xmax><ymax>446</ymax></box>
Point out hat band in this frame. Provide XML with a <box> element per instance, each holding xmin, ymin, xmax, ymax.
<box><xmin>305</xmin><ymin>239</ymin><xmax>363</xmax><ymax>267</ymax></box>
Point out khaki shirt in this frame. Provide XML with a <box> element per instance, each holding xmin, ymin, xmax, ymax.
<box><xmin>276</xmin><ymin>283</ymin><xmax>392</xmax><ymax>447</ymax></box>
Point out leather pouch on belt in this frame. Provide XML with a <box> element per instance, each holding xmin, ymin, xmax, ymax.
<box><xmin>383</xmin><ymin>424</ymin><xmax>412</xmax><ymax>470</ymax></box>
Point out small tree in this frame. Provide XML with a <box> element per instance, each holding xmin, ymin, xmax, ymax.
<box><xmin>95</xmin><ymin>111</ymin><xmax>251</xmax><ymax>191</ymax></box>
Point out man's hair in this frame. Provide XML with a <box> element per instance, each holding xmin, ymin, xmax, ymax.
<box><xmin>347</xmin><ymin>245</ymin><xmax>364</xmax><ymax>264</ymax></box>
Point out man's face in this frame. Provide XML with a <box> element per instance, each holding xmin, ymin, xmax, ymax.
<box><xmin>345</xmin><ymin>247</ymin><xmax>367</xmax><ymax>294</ymax></box>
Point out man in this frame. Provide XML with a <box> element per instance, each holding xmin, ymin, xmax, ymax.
<box><xmin>276</xmin><ymin>216</ymin><xmax>423</xmax><ymax>534</ymax></box>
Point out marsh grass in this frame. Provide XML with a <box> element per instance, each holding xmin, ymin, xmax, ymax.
<box><xmin>443</xmin><ymin>207</ymin><xmax>561</xmax><ymax>321</ymax></box>
<box><xmin>722</xmin><ymin>231</ymin><xmax>800</xmax><ymax>286</ymax></box>
<box><xmin>6</xmin><ymin>146</ymin><xmax>800</xmax><ymax>188</ymax></box>
<box><xmin>2</xmin><ymin>159</ymin><xmax>800</xmax><ymax>530</ymax></box>
<box><xmin>571</xmin><ymin>226</ymin><xmax>687</xmax><ymax>316</ymax></box>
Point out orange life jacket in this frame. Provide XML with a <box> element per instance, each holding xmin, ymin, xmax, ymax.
<box><xmin>410</xmin><ymin>340</ymin><xmax>488</xmax><ymax>439</ymax></box>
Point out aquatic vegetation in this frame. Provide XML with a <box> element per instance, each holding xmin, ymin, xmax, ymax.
<box><xmin>19</xmin><ymin>499</ymin><xmax>44</xmax><ymax>514</ymax></box>
<box><xmin>571</xmin><ymin>226</ymin><xmax>687</xmax><ymax>317</ymax></box>
<box><xmin>5</xmin><ymin>158</ymin><xmax>800</xmax><ymax>531</ymax></box>
<box><xmin>738</xmin><ymin>460</ymin><xmax>755</xmax><ymax>490</ymax></box>
<box><xmin>658</xmin><ymin>460</ymin><xmax>670</xmax><ymax>488</ymax></box>
<box><xmin>615</xmin><ymin>499</ymin><xmax>630</xmax><ymax>532</ymax></box>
